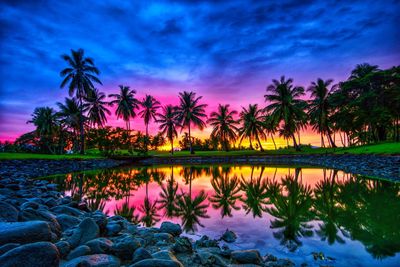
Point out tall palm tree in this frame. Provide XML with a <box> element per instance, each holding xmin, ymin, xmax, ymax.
<box><xmin>83</xmin><ymin>88</ymin><xmax>110</xmax><ymax>128</ymax></box>
<box><xmin>349</xmin><ymin>63</ymin><xmax>379</xmax><ymax>79</ymax></box>
<box><xmin>238</xmin><ymin>104</ymin><xmax>266</xmax><ymax>151</ymax></box>
<box><xmin>176</xmin><ymin>91</ymin><xmax>208</xmax><ymax>154</ymax></box>
<box><xmin>264</xmin><ymin>114</ymin><xmax>279</xmax><ymax>150</ymax></box>
<box><xmin>265</xmin><ymin>76</ymin><xmax>306</xmax><ymax>151</ymax></box>
<box><xmin>60</xmin><ymin>48</ymin><xmax>102</xmax><ymax>154</ymax></box>
<box><xmin>207</xmin><ymin>104</ymin><xmax>239</xmax><ymax>151</ymax></box>
<box><xmin>57</xmin><ymin>97</ymin><xmax>81</xmax><ymax>151</ymax></box>
<box><xmin>156</xmin><ymin>105</ymin><xmax>179</xmax><ymax>154</ymax></box>
<box><xmin>307</xmin><ymin>79</ymin><xmax>337</xmax><ymax>148</ymax></box>
<box><xmin>109</xmin><ymin>85</ymin><xmax>139</xmax><ymax>131</ymax></box>
<box><xmin>139</xmin><ymin>95</ymin><xmax>160</xmax><ymax>151</ymax></box>
<box><xmin>176</xmin><ymin>190</ymin><xmax>209</xmax><ymax>233</ymax></box>
<box><xmin>28</xmin><ymin>107</ymin><xmax>59</xmax><ymax>154</ymax></box>
<box><xmin>158</xmin><ymin>167</ymin><xmax>179</xmax><ymax>217</ymax></box>
<box><xmin>210</xmin><ymin>172</ymin><xmax>241</xmax><ymax>218</ymax></box>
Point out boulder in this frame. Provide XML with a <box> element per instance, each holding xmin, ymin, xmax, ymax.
<box><xmin>67</xmin><ymin>218</ymin><xmax>99</xmax><ymax>248</ymax></box>
<box><xmin>56</xmin><ymin>214</ymin><xmax>81</xmax><ymax>231</ymax></box>
<box><xmin>111</xmin><ymin>235</ymin><xmax>141</xmax><ymax>260</ymax></box>
<box><xmin>51</xmin><ymin>205</ymin><xmax>83</xmax><ymax>217</ymax></box>
<box><xmin>0</xmin><ymin>201</ymin><xmax>18</xmax><ymax>222</ymax></box>
<box><xmin>86</xmin><ymin>238</ymin><xmax>113</xmax><ymax>254</ymax></box>
<box><xmin>0</xmin><ymin>221</ymin><xmax>53</xmax><ymax>245</ymax></box>
<box><xmin>220</xmin><ymin>229</ymin><xmax>237</xmax><ymax>243</ymax></box>
<box><xmin>67</xmin><ymin>245</ymin><xmax>91</xmax><ymax>260</ymax></box>
<box><xmin>0</xmin><ymin>241</ymin><xmax>59</xmax><ymax>267</ymax></box>
<box><xmin>231</xmin><ymin>249</ymin><xmax>262</xmax><ymax>265</ymax></box>
<box><xmin>159</xmin><ymin>222</ymin><xmax>182</xmax><ymax>237</ymax></box>
<box><xmin>154</xmin><ymin>232</ymin><xmax>174</xmax><ymax>243</ymax></box>
<box><xmin>0</xmin><ymin>243</ymin><xmax>20</xmax><ymax>256</ymax></box>
<box><xmin>152</xmin><ymin>250</ymin><xmax>179</xmax><ymax>261</ymax></box>
<box><xmin>130</xmin><ymin>259</ymin><xmax>183</xmax><ymax>267</ymax></box>
<box><xmin>132</xmin><ymin>247</ymin><xmax>152</xmax><ymax>263</ymax></box>
<box><xmin>55</xmin><ymin>241</ymin><xmax>71</xmax><ymax>258</ymax></box>
<box><xmin>172</xmin><ymin>236</ymin><xmax>192</xmax><ymax>253</ymax></box>
<box><xmin>194</xmin><ymin>251</ymin><xmax>227</xmax><ymax>266</ymax></box>
<box><xmin>19</xmin><ymin>208</ymin><xmax>61</xmax><ymax>236</ymax></box>
<box><xmin>62</xmin><ymin>254</ymin><xmax>120</xmax><ymax>267</ymax></box>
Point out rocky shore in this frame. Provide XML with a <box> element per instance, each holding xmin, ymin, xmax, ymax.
<box><xmin>0</xmin><ymin>159</ymin><xmax>127</xmax><ymax>180</ymax></box>
<box><xmin>139</xmin><ymin>154</ymin><xmax>400</xmax><ymax>181</ymax></box>
<box><xmin>0</xmin><ymin>173</ymin><xmax>299</xmax><ymax>267</ymax></box>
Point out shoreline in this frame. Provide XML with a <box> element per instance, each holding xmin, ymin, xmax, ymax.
<box><xmin>0</xmin><ymin>154</ymin><xmax>399</xmax><ymax>181</ymax></box>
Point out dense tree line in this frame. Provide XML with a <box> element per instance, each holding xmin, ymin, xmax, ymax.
<box><xmin>5</xmin><ymin>49</ymin><xmax>399</xmax><ymax>154</ymax></box>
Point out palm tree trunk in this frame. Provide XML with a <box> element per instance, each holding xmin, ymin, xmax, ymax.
<box><xmin>321</xmin><ymin>133</ymin><xmax>325</xmax><ymax>148</ymax></box>
<box><xmin>256</xmin><ymin>134</ymin><xmax>264</xmax><ymax>151</ymax></box>
<box><xmin>145</xmin><ymin>124</ymin><xmax>149</xmax><ymax>152</ymax></box>
<box><xmin>78</xmin><ymin>96</ymin><xmax>85</xmax><ymax>154</ymax></box>
<box><xmin>297</xmin><ymin>131</ymin><xmax>301</xmax><ymax>145</ymax></box>
<box><xmin>292</xmin><ymin>133</ymin><xmax>300</xmax><ymax>151</ymax></box>
<box><xmin>271</xmin><ymin>134</ymin><xmax>277</xmax><ymax>150</ymax></box>
<box><xmin>188</xmin><ymin>123</ymin><xmax>194</xmax><ymax>154</ymax></box>
<box><xmin>249</xmin><ymin>138</ymin><xmax>254</xmax><ymax>150</ymax></box>
<box><xmin>339</xmin><ymin>131</ymin><xmax>345</xmax><ymax>147</ymax></box>
<box><xmin>326</xmin><ymin>129</ymin><xmax>337</xmax><ymax>148</ymax></box>
<box><xmin>170</xmin><ymin>137</ymin><xmax>174</xmax><ymax>155</ymax></box>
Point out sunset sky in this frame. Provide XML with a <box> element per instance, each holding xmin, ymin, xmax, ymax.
<box><xmin>0</xmin><ymin>0</ymin><xmax>399</xmax><ymax>146</ymax></box>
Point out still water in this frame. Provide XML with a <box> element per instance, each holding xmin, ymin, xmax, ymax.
<box><xmin>48</xmin><ymin>165</ymin><xmax>400</xmax><ymax>267</ymax></box>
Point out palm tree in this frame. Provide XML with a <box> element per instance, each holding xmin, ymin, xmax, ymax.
<box><xmin>139</xmin><ymin>197</ymin><xmax>160</xmax><ymax>227</ymax></box>
<box><xmin>60</xmin><ymin>48</ymin><xmax>102</xmax><ymax>154</ymax></box>
<box><xmin>108</xmin><ymin>85</ymin><xmax>139</xmax><ymax>131</ymax></box>
<box><xmin>349</xmin><ymin>63</ymin><xmax>379</xmax><ymax>79</ymax></box>
<box><xmin>28</xmin><ymin>107</ymin><xmax>59</xmax><ymax>154</ymax></box>
<box><xmin>264</xmin><ymin>115</ymin><xmax>279</xmax><ymax>150</ymax></box>
<box><xmin>176</xmin><ymin>91</ymin><xmax>208</xmax><ymax>154</ymax></box>
<box><xmin>83</xmin><ymin>88</ymin><xmax>110</xmax><ymax>128</ymax></box>
<box><xmin>265</xmin><ymin>76</ymin><xmax>306</xmax><ymax>151</ymax></box>
<box><xmin>238</xmin><ymin>104</ymin><xmax>266</xmax><ymax>151</ymax></box>
<box><xmin>176</xmin><ymin>190</ymin><xmax>209</xmax><ymax>233</ymax></box>
<box><xmin>308</xmin><ymin>79</ymin><xmax>337</xmax><ymax>148</ymax></box>
<box><xmin>207</xmin><ymin>104</ymin><xmax>239</xmax><ymax>151</ymax></box>
<box><xmin>139</xmin><ymin>95</ymin><xmax>160</xmax><ymax>151</ymax></box>
<box><xmin>57</xmin><ymin>98</ymin><xmax>81</xmax><ymax>151</ymax></box>
<box><xmin>210</xmin><ymin>172</ymin><xmax>241</xmax><ymax>218</ymax></box>
<box><xmin>158</xmin><ymin>167</ymin><xmax>179</xmax><ymax>217</ymax></box>
<box><xmin>156</xmin><ymin>105</ymin><xmax>179</xmax><ymax>154</ymax></box>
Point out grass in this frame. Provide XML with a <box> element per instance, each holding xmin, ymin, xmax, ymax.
<box><xmin>1</xmin><ymin>142</ymin><xmax>398</xmax><ymax>160</ymax></box>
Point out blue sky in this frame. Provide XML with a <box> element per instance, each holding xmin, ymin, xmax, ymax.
<box><xmin>0</xmin><ymin>0</ymin><xmax>399</xmax><ymax>141</ymax></box>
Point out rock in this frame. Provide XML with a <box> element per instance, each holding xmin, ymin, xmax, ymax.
<box><xmin>0</xmin><ymin>241</ymin><xmax>59</xmax><ymax>267</ymax></box>
<box><xmin>130</xmin><ymin>259</ymin><xmax>183</xmax><ymax>267</ymax></box>
<box><xmin>132</xmin><ymin>247</ymin><xmax>152</xmax><ymax>263</ymax></box>
<box><xmin>172</xmin><ymin>236</ymin><xmax>192</xmax><ymax>253</ymax></box>
<box><xmin>86</xmin><ymin>238</ymin><xmax>113</xmax><ymax>254</ymax></box>
<box><xmin>154</xmin><ymin>232</ymin><xmax>174</xmax><ymax>243</ymax></box>
<box><xmin>264</xmin><ymin>253</ymin><xmax>278</xmax><ymax>262</ymax></box>
<box><xmin>194</xmin><ymin>251</ymin><xmax>227</xmax><ymax>266</ymax></box>
<box><xmin>56</xmin><ymin>214</ymin><xmax>81</xmax><ymax>231</ymax></box>
<box><xmin>51</xmin><ymin>205</ymin><xmax>83</xmax><ymax>217</ymax></box>
<box><xmin>0</xmin><ymin>243</ymin><xmax>20</xmax><ymax>256</ymax></box>
<box><xmin>231</xmin><ymin>250</ymin><xmax>262</xmax><ymax>265</ymax></box>
<box><xmin>159</xmin><ymin>222</ymin><xmax>182</xmax><ymax>237</ymax></box>
<box><xmin>0</xmin><ymin>221</ymin><xmax>53</xmax><ymax>245</ymax></box>
<box><xmin>220</xmin><ymin>229</ymin><xmax>237</xmax><ymax>243</ymax></box>
<box><xmin>0</xmin><ymin>201</ymin><xmax>18</xmax><ymax>222</ymax></box>
<box><xmin>111</xmin><ymin>235</ymin><xmax>141</xmax><ymax>260</ymax></box>
<box><xmin>90</xmin><ymin>211</ymin><xmax>108</xmax><ymax>234</ymax></box>
<box><xmin>55</xmin><ymin>241</ymin><xmax>71</xmax><ymax>258</ymax></box>
<box><xmin>106</xmin><ymin>221</ymin><xmax>123</xmax><ymax>236</ymax></box>
<box><xmin>152</xmin><ymin>250</ymin><xmax>179</xmax><ymax>261</ymax></box>
<box><xmin>67</xmin><ymin>245</ymin><xmax>91</xmax><ymax>260</ymax></box>
<box><xmin>67</xmin><ymin>218</ymin><xmax>99</xmax><ymax>248</ymax></box>
<box><xmin>62</xmin><ymin>254</ymin><xmax>120</xmax><ymax>267</ymax></box>
<box><xmin>195</xmin><ymin>235</ymin><xmax>219</xmax><ymax>248</ymax></box>
<box><xmin>19</xmin><ymin>208</ymin><xmax>61</xmax><ymax>236</ymax></box>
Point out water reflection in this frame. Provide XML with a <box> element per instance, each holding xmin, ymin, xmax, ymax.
<box><xmin>50</xmin><ymin>165</ymin><xmax>400</xmax><ymax>261</ymax></box>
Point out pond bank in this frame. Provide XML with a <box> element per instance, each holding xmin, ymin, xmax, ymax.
<box><xmin>0</xmin><ymin>171</ymin><xmax>299</xmax><ymax>267</ymax></box>
<box><xmin>138</xmin><ymin>154</ymin><xmax>400</xmax><ymax>181</ymax></box>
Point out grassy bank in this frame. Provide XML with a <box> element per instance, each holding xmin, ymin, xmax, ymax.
<box><xmin>1</xmin><ymin>142</ymin><xmax>398</xmax><ymax>160</ymax></box>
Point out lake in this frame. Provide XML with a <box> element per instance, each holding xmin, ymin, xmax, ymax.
<box><xmin>48</xmin><ymin>164</ymin><xmax>400</xmax><ymax>267</ymax></box>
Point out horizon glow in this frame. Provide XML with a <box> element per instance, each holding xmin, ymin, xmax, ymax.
<box><xmin>0</xmin><ymin>1</ymin><xmax>399</xmax><ymax>146</ymax></box>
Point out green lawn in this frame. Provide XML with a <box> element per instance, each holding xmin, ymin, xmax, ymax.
<box><xmin>1</xmin><ymin>142</ymin><xmax>398</xmax><ymax>160</ymax></box>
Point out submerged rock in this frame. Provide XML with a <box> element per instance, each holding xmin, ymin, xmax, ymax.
<box><xmin>0</xmin><ymin>241</ymin><xmax>59</xmax><ymax>267</ymax></box>
<box><xmin>220</xmin><ymin>229</ymin><xmax>237</xmax><ymax>243</ymax></box>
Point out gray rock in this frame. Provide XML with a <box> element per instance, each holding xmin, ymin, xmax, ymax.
<box><xmin>90</xmin><ymin>211</ymin><xmax>108</xmax><ymax>234</ymax></box>
<box><xmin>51</xmin><ymin>205</ymin><xmax>83</xmax><ymax>217</ymax></box>
<box><xmin>0</xmin><ymin>201</ymin><xmax>18</xmax><ymax>222</ymax></box>
<box><xmin>231</xmin><ymin>250</ymin><xmax>262</xmax><ymax>265</ymax></box>
<box><xmin>111</xmin><ymin>235</ymin><xmax>141</xmax><ymax>260</ymax></box>
<box><xmin>67</xmin><ymin>218</ymin><xmax>99</xmax><ymax>248</ymax></box>
<box><xmin>194</xmin><ymin>251</ymin><xmax>227</xmax><ymax>266</ymax></box>
<box><xmin>159</xmin><ymin>222</ymin><xmax>182</xmax><ymax>237</ymax></box>
<box><xmin>19</xmin><ymin>208</ymin><xmax>61</xmax><ymax>236</ymax></box>
<box><xmin>62</xmin><ymin>254</ymin><xmax>120</xmax><ymax>267</ymax></box>
<box><xmin>67</xmin><ymin>245</ymin><xmax>91</xmax><ymax>260</ymax></box>
<box><xmin>0</xmin><ymin>241</ymin><xmax>59</xmax><ymax>267</ymax></box>
<box><xmin>55</xmin><ymin>241</ymin><xmax>71</xmax><ymax>258</ymax></box>
<box><xmin>130</xmin><ymin>259</ymin><xmax>183</xmax><ymax>267</ymax></box>
<box><xmin>86</xmin><ymin>238</ymin><xmax>113</xmax><ymax>254</ymax></box>
<box><xmin>132</xmin><ymin>247</ymin><xmax>152</xmax><ymax>263</ymax></box>
<box><xmin>56</xmin><ymin>214</ymin><xmax>81</xmax><ymax>231</ymax></box>
<box><xmin>152</xmin><ymin>250</ymin><xmax>178</xmax><ymax>261</ymax></box>
<box><xmin>220</xmin><ymin>229</ymin><xmax>237</xmax><ymax>243</ymax></box>
<box><xmin>195</xmin><ymin>235</ymin><xmax>219</xmax><ymax>248</ymax></box>
<box><xmin>172</xmin><ymin>236</ymin><xmax>192</xmax><ymax>253</ymax></box>
<box><xmin>154</xmin><ymin>232</ymin><xmax>174</xmax><ymax>243</ymax></box>
<box><xmin>0</xmin><ymin>243</ymin><xmax>20</xmax><ymax>256</ymax></box>
<box><xmin>0</xmin><ymin>221</ymin><xmax>53</xmax><ymax>245</ymax></box>
<box><xmin>106</xmin><ymin>221</ymin><xmax>123</xmax><ymax>236</ymax></box>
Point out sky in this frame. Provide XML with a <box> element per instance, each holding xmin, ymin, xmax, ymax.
<box><xmin>0</xmin><ymin>0</ymin><xmax>399</xmax><ymax>146</ymax></box>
